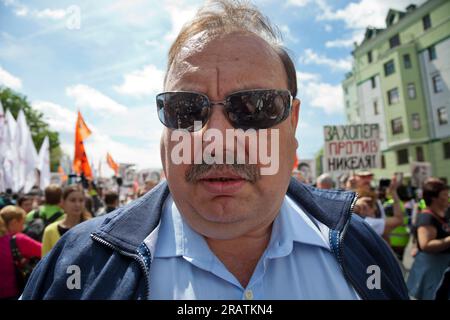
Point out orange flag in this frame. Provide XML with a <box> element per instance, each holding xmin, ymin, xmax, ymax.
<box><xmin>58</xmin><ymin>165</ymin><xmax>68</xmax><ymax>182</ymax></box>
<box><xmin>106</xmin><ymin>152</ymin><xmax>119</xmax><ymax>176</ymax></box>
<box><xmin>293</xmin><ymin>153</ymin><xmax>299</xmax><ymax>171</ymax></box>
<box><xmin>73</xmin><ymin>111</ymin><xmax>92</xmax><ymax>178</ymax></box>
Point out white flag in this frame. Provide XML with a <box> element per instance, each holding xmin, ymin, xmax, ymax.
<box><xmin>16</xmin><ymin>110</ymin><xmax>38</xmax><ymax>193</ymax></box>
<box><xmin>38</xmin><ymin>136</ymin><xmax>51</xmax><ymax>190</ymax></box>
<box><xmin>3</xmin><ymin>109</ymin><xmax>18</xmax><ymax>192</ymax></box>
<box><xmin>0</xmin><ymin>101</ymin><xmax>6</xmax><ymax>159</ymax></box>
<box><xmin>0</xmin><ymin>102</ymin><xmax>6</xmax><ymax>192</ymax></box>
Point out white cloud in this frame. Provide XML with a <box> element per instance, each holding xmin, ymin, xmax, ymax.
<box><xmin>0</xmin><ymin>65</ymin><xmax>22</xmax><ymax>89</ymax></box>
<box><xmin>1</xmin><ymin>1</ymin><xmax>69</xmax><ymax>19</ymax></box>
<box><xmin>304</xmin><ymin>81</ymin><xmax>343</xmax><ymax>115</ymax></box>
<box><xmin>325</xmin><ymin>31</ymin><xmax>363</xmax><ymax>48</ymax></box>
<box><xmin>296</xmin><ymin>71</ymin><xmax>320</xmax><ymax>82</ymax></box>
<box><xmin>286</xmin><ymin>0</ymin><xmax>311</xmax><ymax>7</ymax></box>
<box><xmin>114</xmin><ymin>64</ymin><xmax>165</xmax><ymax>97</ymax></box>
<box><xmin>300</xmin><ymin>48</ymin><xmax>352</xmax><ymax>72</ymax></box>
<box><xmin>317</xmin><ymin>0</ymin><xmax>426</xmax><ymax>30</ymax></box>
<box><xmin>66</xmin><ymin>84</ymin><xmax>127</xmax><ymax>115</ymax></box>
<box><xmin>2</xmin><ymin>0</ymin><xmax>28</xmax><ymax>16</ymax></box>
<box><xmin>32</xmin><ymin>101</ymin><xmax>77</xmax><ymax>133</ymax></box>
<box><xmin>164</xmin><ymin>1</ymin><xmax>199</xmax><ymax>42</ymax></box>
<box><xmin>34</xmin><ymin>8</ymin><xmax>68</xmax><ymax>20</ymax></box>
<box><xmin>279</xmin><ymin>25</ymin><xmax>299</xmax><ymax>44</ymax></box>
<box><xmin>296</xmin><ymin>72</ymin><xmax>343</xmax><ymax>115</ymax></box>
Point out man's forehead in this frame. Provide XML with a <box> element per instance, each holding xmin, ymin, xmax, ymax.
<box><xmin>165</xmin><ymin>32</ymin><xmax>286</xmax><ymax>92</ymax></box>
<box><xmin>178</xmin><ymin>31</ymin><xmax>278</xmax><ymax>62</ymax></box>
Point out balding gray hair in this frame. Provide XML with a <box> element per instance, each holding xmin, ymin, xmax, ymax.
<box><xmin>317</xmin><ymin>173</ymin><xmax>334</xmax><ymax>189</ymax></box>
<box><xmin>166</xmin><ymin>0</ymin><xmax>298</xmax><ymax>97</ymax></box>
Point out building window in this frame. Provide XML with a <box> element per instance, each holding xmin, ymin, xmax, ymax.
<box><xmin>432</xmin><ymin>74</ymin><xmax>443</xmax><ymax>93</ymax></box>
<box><xmin>391</xmin><ymin>117</ymin><xmax>404</xmax><ymax>135</ymax></box>
<box><xmin>371</xmin><ymin>76</ymin><xmax>376</xmax><ymax>89</ymax></box>
<box><xmin>412</xmin><ymin>113</ymin><xmax>421</xmax><ymax>130</ymax></box>
<box><xmin>344</xmin><ymin>87</ymin><xmax>348</xmax><ymax>95</ymax></box>
<box><xmin>373</xmin><ymin>100</ymin><xmax>379</xmax><ymax>115</ymax></box>
<box><xmin>423</xmin><ymin>14</ymin><xmax>431</xmax><ymax>30</ymax></box>
<box><xmin>416</xmin><ymin>146</ymin><xmax>425</xmax><ymax>162</ymax></box>
<box><xmin>407</xmin><ymin>83</ymin><xmax>416</xmax><ymax>99</ymax></box>
<box><xmin>397</xmin><ymin>149</ymin><xmax>409</xmax><ymax>165</ymax></box>
<box><xmin>367</xmin><ymin>51</ymin><xmax>373</xmax><ymax>64</ymax></box>
<box><xmin>403</xmin><ymin>54</ymin><xmax>412</xmax><ymax>69</ymax></box>
<box><xmin>384</xmin><ymin>60</ymin><xmax>395</xmax><ymax>76</ymax></box>
<box><xmin>444</xmin><ymin>142</ymin><xmax>450</xmax><ymax>159</ymax></box>
<box><xmin>346</xmin><ymin>101</ymin><xmax>350</xmax><ymax>109</ymax></box>
<box><xmin>389</xmin><ymin>34</ymin><xmax>400</xmax><ymax>49</ymax></box>
<box><xmin>428</xmin><ymin>46</ymin><xmax>436</xmax><ymax>61</ymax></box>
<box><xmin>388</xmin><ymin>88</ymin><xmax>400</xmax><ymax>105</ymax></box>
<box><xmin>438</xmin><ymin>107</ymin><xmax>448</xmax><ymax>125</ymax></box>
<box><xmin>381</xmin><ymin>155</ymin><xmax>386</xmax><ymax>169</ymax></box>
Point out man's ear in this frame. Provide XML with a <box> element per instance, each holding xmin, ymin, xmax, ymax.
<box><xmin>290</xmin><ymin>98</ymin><xmax>300</xmax><ymax>132</ymax></box>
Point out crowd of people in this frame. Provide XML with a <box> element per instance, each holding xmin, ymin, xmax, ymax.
<box><xmin>1</xmin><ymin>168</ymin><xmax>448</xmax><ymax>299</ymax></box>
<box><xmin>0</xmin><ymin>175</ymin><xmax>160</xmax><ymax>300</ymax></box>
<box><xmin>297</xmin><ymin>170</ymin><xmax>450</xmax><ymax>299</ymax></box>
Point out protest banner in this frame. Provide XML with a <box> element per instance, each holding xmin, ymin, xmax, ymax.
<box><xmin>410</xmin><ymin>161</ymin><xmax>432</xmax><ymax>188</ymax></box>
<box><xmin>297</xmin><ymin>159</ymin><xmax>316</xmax><ymax>184</ymax></box>
<box><xmin>323</xmin><ymin>124</ymin><xmax>381</xmax><ymax>172</ymax></box>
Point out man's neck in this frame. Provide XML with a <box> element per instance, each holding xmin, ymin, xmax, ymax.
<box><xmin>205</xmin><ymin>223</ymin><xmax>273</xmax><ymax>288</ymax></box>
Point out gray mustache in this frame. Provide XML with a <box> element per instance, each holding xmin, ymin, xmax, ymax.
<box><xmin>185</xmin><ymin>163</ymin><xmax>260</xmax><ymax>183</ymax></box>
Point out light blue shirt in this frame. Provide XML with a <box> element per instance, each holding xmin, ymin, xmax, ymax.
<box><xmin>147</xmin><ymin>195</ymin><xmax>359</xmax><ymax>300</ymax></box>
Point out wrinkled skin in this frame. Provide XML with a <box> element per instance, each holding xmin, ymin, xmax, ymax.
<box><xmin>160</xmin><ymin>32</ymin><xmax>300</xmax><ymax>241</ymax></box>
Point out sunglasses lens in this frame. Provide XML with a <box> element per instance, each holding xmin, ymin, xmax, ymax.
<box><xmin>156</xmin><ymin>92</ymin><xmax>210</xmax><ymax>131</ymax></box>
<box><xmin>226</xmin><ymin>90</ymin><xmax>291</xmax><ymax>129</ymax></box>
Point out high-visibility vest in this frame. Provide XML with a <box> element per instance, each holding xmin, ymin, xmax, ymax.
<box><xmin>384</xmin><ymin>199</ymin><xmax>410</xmax><ymax>247</ymax></box>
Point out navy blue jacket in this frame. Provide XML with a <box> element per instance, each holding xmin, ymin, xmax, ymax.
<box><xmin>21</xmin><ymin>179</ymin><xmax>409</xmax><ymax>299</ymax></box>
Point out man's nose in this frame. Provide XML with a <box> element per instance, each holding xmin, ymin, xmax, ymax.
<box><xmin>202</xmin><ymin>103</ymin><xmax>234</xmax><ymax>133</ymax></box>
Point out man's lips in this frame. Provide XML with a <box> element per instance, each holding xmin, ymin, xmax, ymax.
<box><xmin>197</xmin><ymin>172</ymin><xmax>248</xmax><ymax>195</ymax></box>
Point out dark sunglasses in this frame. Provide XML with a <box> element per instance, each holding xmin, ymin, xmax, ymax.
<box><xmin>156</xmin><ymin>89</ymin><xmax>292</xmax><ymax>131</ymax></box>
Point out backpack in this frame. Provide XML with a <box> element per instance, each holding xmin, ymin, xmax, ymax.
<box><xmin>10</xmin><ymin>235</ymin><xmax>41</xmax><ymax>292</ymax></box>
<box><xmin>23</xmin><ymin>209</ymin><xmax>63</xmax><ymax>242</ymax></box>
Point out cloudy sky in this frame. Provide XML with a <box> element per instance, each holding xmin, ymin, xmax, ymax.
<box><xmin>0</xmin><ymin>0</ymin><xmax>425</xmax><ymax>176</ymax></box>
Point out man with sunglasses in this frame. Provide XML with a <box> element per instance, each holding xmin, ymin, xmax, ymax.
<box><xmin>22</xmin><ymin>0</ymin><xmax>408</xmax><ymax>300</ymax></box>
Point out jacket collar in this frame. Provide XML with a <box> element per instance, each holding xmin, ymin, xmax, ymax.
<box><xmin>92</xmin><ymin>178</ymin><xmax>356</xmax><ymax>254</ymax></box>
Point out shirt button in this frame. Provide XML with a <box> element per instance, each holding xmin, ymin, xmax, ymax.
<box><xmin>244</xmin><ymin>289</ymin><xmax>254</xmax><ymax>300</ymax></box>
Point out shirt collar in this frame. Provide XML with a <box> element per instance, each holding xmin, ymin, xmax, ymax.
<box><xmin>148</xmin><ymin>194</ymin><xmax>331</xmax><ymax>261</ymax></box>
<box><xmin>265</xmin><ymin>195</ymin><xmax>331</xmax><ymax>259</ymax></box>
<box><xmin>148</xmin><ymin>195</ymin><xmax>214</xmax><ymax>264</ymax></box>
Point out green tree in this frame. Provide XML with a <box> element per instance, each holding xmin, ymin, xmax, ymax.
<box><xmin>0</xmin><ymin>87</ymin><xmax>62</xmax><ymax>171</ymax></box>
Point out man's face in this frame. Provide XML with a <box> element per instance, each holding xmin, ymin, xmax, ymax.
<box><xmin>20</xmin><ymin>199</ymin><xmax>33</xmax><ymax>213</ymax></box>
<box><xmin>160</xmin><ymin>32</ymin><xmax>300</xmax><ymax>240</ymax></box>
<box><xmin>355</xmin><ymin>175</ymin><xmax>373</xmax><ymax>191</ymax></box>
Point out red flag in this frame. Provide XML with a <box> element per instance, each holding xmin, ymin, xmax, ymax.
<box><xmin>106</xmin><ymin>152</ymin><xmax>119</xmax><ymax>176</ymax></box>
<box><xmin>73</xmin><ymin>111</ymin><xmax>92</xmax><ymax>178</ymax></box>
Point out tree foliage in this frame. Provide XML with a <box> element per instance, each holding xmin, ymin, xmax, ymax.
<box><xmin>0</xmin><ymin>87</ymin><xmax>62</xmax><ymax>171</ymax></box>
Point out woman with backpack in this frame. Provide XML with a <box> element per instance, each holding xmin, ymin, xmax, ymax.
<box><xmin>0</xmin><ymin>205</ymin><xmax>42</xmax><ymax>299</ymax></box>
<box><xmin>41</xmin><ymin>185</ymin><xmax>92</xmax><ymax>256</ymax></box>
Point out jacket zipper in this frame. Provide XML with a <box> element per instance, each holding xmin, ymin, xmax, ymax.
<box><xmin>90</xmin><ymin>234</ymin><xmax>151</xmax><ymax>299</ymax></box>
<box><xmin>337</xmin><ymin>192</ymin><xmax>370</xmax><ymax>300</ymax></box>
